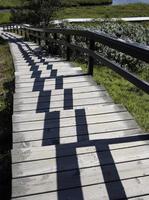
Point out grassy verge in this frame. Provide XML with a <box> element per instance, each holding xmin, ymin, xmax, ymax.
<box><xmin>0</xmin><ymin>37</ymin><xmax>14</xmax><ymax>199</ymax></box>
<box><xmin>0</xmin><ymin>0</ymin><xmax>111</xmax><ymax>9</ymax></box>
<box><xmin>0</xmin><ymin>0</ymin><xmax>22</xmax><ymax>8</ymax></box>
<box><xmin>75</xmin><ymin>62</ymin><xmax>149</xmax><ymax>132</ymax></box>
<box><xmin>57</xmin><ymin>3</ymin><xmax>149</xmax><ymax>18</ymax></box>
<box><xmin>62</xmin><ymin>0</ymin><xmax>111</xmax><ymax>7</ymax></box>
<box><xmin>1</xmin><ymin>3</ymin><xmax>149</xmax><ymax>25</ymax></box>
<box><xmin>0</xmin><ymin>12</ymin><xmax>11</xmax><ymax>24</ymax></box>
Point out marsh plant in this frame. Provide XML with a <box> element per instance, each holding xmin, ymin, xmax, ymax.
<box><xmin>58</xmin><ymin>21</ymin><xmax>149</xmax><ymax>74</ymax></box>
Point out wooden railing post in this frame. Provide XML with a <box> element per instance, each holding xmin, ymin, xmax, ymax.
<box><xmin>20</xmin><ymin>25</ymin><xmax>23</xmax><ymax>36</ymax></box>
<box><xmin>45</xmin><ymin>32</ymin><xmax>48</xmax><ymax>45</ymax></box>
<box><xmin>45</xmin><ymin>32</ymin><xmax>49</xmax><ymax>46</ymax></box>
<box><xmin>11</xmin><ymin>25</ymin><xmax>13</xmax><ymax>32</ymax></box>
<box><xmin>33</xmin><ymin>31</ymin><xmax>36</xmax><ymax>43</ymax></box>
<box><xmin>28</xmin><ymin>30</ymin><xmax>31</xmax><ymax>41</ymax></box>
<box><xmin>12</xmin><ymin>24</ymin><xmax>14</xmax><ymax>32</ymax></box>
<box><xmin>88</xmin><ymin>39</ymin><xmax>95</xmax><ymax>75</ymax></box>
<box><xmin>16</xmin><ymin>25</ymin><xmax>19</xmax><ymax>34</ymax></box>
<box><xmin>9</xmin><ymin>25</ymin><xmax>12</xmax><ymax>32</ymax></box>
<box><xmin>25</xmin><ymin>29</ymin><xmax>28</xmax><ymax>40</ymax></box>
<box><xmin>38</xmin><ymin>32</ymin><xmax>41</xmax><ymax>45</ymax></box>
<box><xmin>53</xmin><ymin>33</ymin><xmax>57</xmax><ymax>54</ymax></box>
<box><xmin>66</xmin><ymin>35</ymin><xmax>71</xmax><ymax>61</ymax></box>
<box><xmin>45</xmin><ymin>32</ymin><xmax>50</xmax><ymax>53</ymax></box>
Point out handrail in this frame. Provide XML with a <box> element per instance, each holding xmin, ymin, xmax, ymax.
<box><xmin>23</xmin><ymin>25</ymin><xmax>149</xmax><ymax>63</ymax></box>
<box><xmin>3</xmin><ymin>24</ymin><xmax>149</xmax><ymax>94</ymax></box>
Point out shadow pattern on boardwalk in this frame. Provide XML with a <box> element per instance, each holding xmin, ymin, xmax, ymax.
<box><xmin>15</xmin><ymin>36</ymin><xmax>128</xmax><ymax>199</ymax></box>
<box><xmin>3</xmin><ymin>32</ymin><xmax>149</xmax><ymax>199</ymax></box>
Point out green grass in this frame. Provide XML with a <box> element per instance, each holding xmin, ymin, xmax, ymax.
<box><xmin>0</xmin><ymin>38</ymin><xmax>14</xmax><ymax>149</ymax></box>
<box><xmin>1</xmin><ymin>3</ymin><xmax>149</xmax><ymax>24</ymax></box>
<box><xmin>0</xmin><ymin>38</ymin><xmax>14</xmax><ymax>153</ymax></box>
<box><xmin>0</xmin><ymin>0</ymin><xmax>22</xmax><ymax>8</ymax></box>
<box><xmin>57</xmin><ymin>3</ymin><xmax>149</xmax><ymax>18</ymax></box>
<box><xmin>62</xmin><ymin>0</ymin><xmax>111</xmax><ymax>7</ymax></box>
<box><xmin>0</xmin><ymin>0</ymin><xmax>111</xmax><ymax>8</ymax></box>
<box><xmin>75</xmin><ymin>62</ymin><xmax>149</xmax><ymax>132</ymax></box>
<box><xmin>0</xmin><ymin>38</ymin><xmax>14</xmax><ymax>199</ymax></box>
<box><xmin>0</xmin><ymin>12</ymin><xmax>11</xmax><ymax>24</ymax></box>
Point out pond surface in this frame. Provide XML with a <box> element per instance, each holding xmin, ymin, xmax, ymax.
<box><xmin>113</xmin><ymin>0</ymin><xmax>149</xmax><ymax>5</ymax></box>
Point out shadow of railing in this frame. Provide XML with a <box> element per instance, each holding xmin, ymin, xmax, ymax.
<box><xmin>3</xmin><ymin>32</ymin><xmax>149</xmax><ymax>199</ymax></box>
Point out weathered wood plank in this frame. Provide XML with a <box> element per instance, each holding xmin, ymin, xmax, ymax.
<box><xmin>11</xmin><ymin>176</ymin><xmax>149</xmax><ymax>200</ymax></box>
<box><xmin>12</xmin><ymin>138</ymin><xmax>148</xmax><ymax>163</ymax></box>
<box><xmin>12</xmin><ymin>104</ymin><xmax>126</xmax><ymax>123</ymax></box>
<box><xmin>15</xmin><ymin>69</ymin><xmax>83</xmax><ymax>80</ymax></box>
<box><xmin>12</xmin><ymin>158</ymin><xmax>149</xmax><ymax>198</ymax></box>
<box><xmin>15</xmin><ymin>76</ymin><xmax>93</xmax><ymax>88</ymax></box>
<box><xmin>12</xmin><ymin>129</ymin><xmax>142</xmax><ymax>148</ymax></box>
<box><xmin>15</xmin><ymin>67</ymin><xmax>82</xmax><ymax>76</ymax></box>
<box><xmin>13</xmin><ymin>120</ymin><xmax>139</xmax><ymax>143</ymax></box>
<box><xmin>13</xmin><ymin>96</ymin><xmax>113</xmax><ymax>113</ymax></box>
<box><xmin>13</xmin><ymin>112</ymin><xmax>133</xmax><ymax>133</ymax></box>
<box><xmin>15</xmin><ymin>81</ymin><xmax>96</xmax><ymax>93</ymax></box>
<box><xmin>15</xmin><ymin>62</ymin><xmax>78</xmax><ymax>72</ymax></box>
<box><xmin>12</xmin><ymin>144</ymin><xmax>149</xmax><ymax>178</ymax></box>
<box><xmin>14</xmin><ymin>91</ymin><xmax>109</xmax><ymax>105</ymax></box>
<box><xmin>14</xmin><ymin>85</ymin><xmax>105</xmax><ymax>99</ymax></box>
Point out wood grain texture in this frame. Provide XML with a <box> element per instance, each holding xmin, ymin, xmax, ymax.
<box><xmin>3</xmin><ymin>31</ymin><xmax>148</xmax><ymax>200</ymax></box>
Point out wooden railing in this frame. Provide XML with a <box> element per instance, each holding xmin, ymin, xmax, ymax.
<box><xmin>3</xmin><ymin>24</ymin><xmax>149</xmax><ymax>94</ymax></box>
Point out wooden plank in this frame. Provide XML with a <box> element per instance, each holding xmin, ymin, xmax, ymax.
<box><xmin>13</xmin><ymin>120</ymin><xmax>139</xmax><ymax>143</ymax></box>
<box><xmin>13</xmin><ymin>112</ymin><xmax>133</xmax><ymax>133</ymax></box>
<box><xmin>11</xmin><ymin>176</ymin><xmax>149</xmax><ymax>200</ymax></box>
<box><xmin>130</xmin><ymin>196</ymin><xmax>149</xmax><ymax>200</ymax></box>
<box><xmin>12</xmin><ymin>104</ymin><xmax>125</xmax><ymax>123</ymax></box>
<box><xmin>15</xmin><ymin>76</ymin><xmax>93</xmax><ymax>88</ymax></box>
<box><xmin>13</xmin><ymin>96</ymin><xmax>113</xmax><ymax>113</ymax></box>
<box><xmin>11</xmin><ymin>137</ymin><xmax>148</xmax><ymax>163</ymax></box>
<box><xmin>14</xmin><ymin>61</ymin><xmax>74</xmax><ymax>72</ymax></box>
<box><xmin>14</xmin><ymin>91</ymin><xmax>109</xmax><ymax>105</ymax></box>
<box><xmin>12</xmin><ymin>129</ymin><xmax>142</xmax><ymax>148</ymax></box>
<box><xmin>14</xmin><ymin>85</ymin><xmax>105</xmax><ymax>99</ymax></box>
<box><xmin>15</xmin><ymin>64</ymin><xmax>77</xmax><ymax>72</ymax></box>
<box><xmin>15</xmin><ymin>81</ymin><xmax>96</xmax><ymax>93</ymax></box>
<box><xmin>15</xmin><ymin>67</ymin><xmax>82</xmax><ymax>76</ymax></box>
<box><xmin>15</xmin><ymin>70</ymin><xmax>83</xmax><ymax>80</ymax></box>
<box><xmin>12</xmin><ymin>144</ymin><xmax>149</xmax><ymax>178</ymax></box>
<box><xmin>12</xmin><ymin>159</ymin><xmax>149</xmax><ymax>198</ymax></box>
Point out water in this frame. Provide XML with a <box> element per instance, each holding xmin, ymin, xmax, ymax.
<box><xmin>113</xmin><ymin>0</ymin><xmax>149</xmax><ymax>5</ymax></box>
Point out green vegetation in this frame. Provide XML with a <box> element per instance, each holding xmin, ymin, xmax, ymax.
<box><xmin>0</xmin><ymin>0</ymin><xmax>22</xmax><ymax>8</ymax></box>
<box><xmin>0</xmin><ymin>38</ymin><xmax>14</xmax><ymax>149</ymax></box>
<box><xmin>0</xmin><ymin>38</ymin><xmax>14</xmax><ymax>148</ymax></box>
<box><xmin>57</xmin><ymin>3</ymin><xmax>149</xmax><ymax>18</ymax></box>
<box><xmin>65</xmin><ymin>20</ymin><xmax>149</xmax><ymax>132</ymax></box>
<box><xmin>63</xmin><ymin>21</ymin><xmax>148</xmax><ymax>74</ymax></box>
<box><xmin>1</xmin><ymin>3</ymin><xmax>149</xmax><ymax>24</ymax></box>
<box><xmin>0</xmin><ymin>0</ymin><xmax>111</xmax><ymax>9</ymax></box>
<box><xmin>75</xmin><ymin>62</ymin><xmax>149</xmax><ymax>131</ymax></box>
<box><xmin>0</xmin><ymin>12</ymin><xmax>11</xmax><ymax>24</ymax></box>
<box><xmin>62</xmin><ymin>0</ymin><xmax>111</xmax><ymax>7</ymax></box>
<box><xmin>0</xmin><ymin>38</ymin><xmax>14</xmax><ymax>199</ymax></box>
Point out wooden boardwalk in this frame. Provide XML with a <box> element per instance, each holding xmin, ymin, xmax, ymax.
<box><xmin>2</xmin><ymin>31</ymin><xmax>149</xmax><ymax>199</ymax></box>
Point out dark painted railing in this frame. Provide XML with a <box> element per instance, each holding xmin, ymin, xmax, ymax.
<box><xmin>3</xmin><ymin>23</ymin><xmax>149</xmax><ymax>94</ymax></box>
